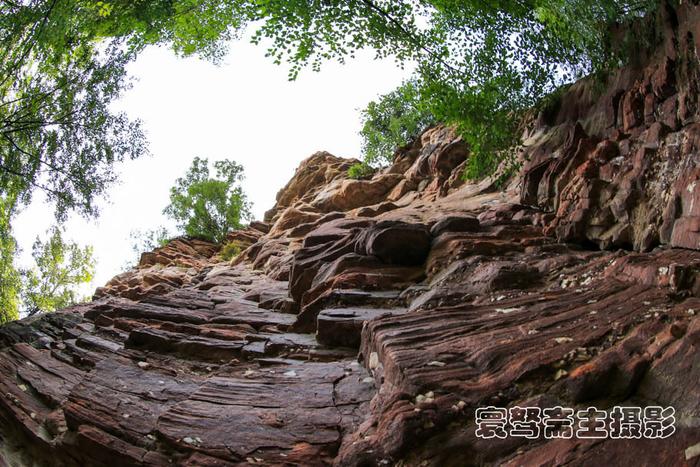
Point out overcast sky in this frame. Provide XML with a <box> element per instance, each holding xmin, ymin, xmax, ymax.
<box><xmin>12</xmin><ymin>38</ymin><xmax>412</xmax><ymax>293</ymax></box>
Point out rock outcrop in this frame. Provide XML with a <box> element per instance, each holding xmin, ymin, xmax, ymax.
<box><xmin>519</xmin><ymin>2</ymin><xmax>700</xmax><ymax>252</ymax></box>
<box><xmin>1</xmin><ymin>4</ymin><xmax>700</xmax><ymax>466</ymax></box>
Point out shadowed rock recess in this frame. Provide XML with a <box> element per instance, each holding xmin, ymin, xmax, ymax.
<box><xmin>3</xmin><ymin>6</ymin><xmax>700</xmax><ymax>467</ymax></box>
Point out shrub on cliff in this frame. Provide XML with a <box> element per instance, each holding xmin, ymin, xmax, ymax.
<box><xmin>164</xmin><ymin>157</ymin><xmax>251</xmax><ymax>244</ymax></box>
<box><xmin>220</xmin><ymin>240</ymin><xmax>245</xmax><ymax>261</ymax></box>
<box><xmin>347</xmin><ymin>163</ymin><xmax>375</xmax><ymax>180</ymax></box>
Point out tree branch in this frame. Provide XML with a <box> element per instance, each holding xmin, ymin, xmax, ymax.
<box><xmin>359</xmin><ymin>0</ymin><xmax>460</xmax><ymax>77</ymax></box>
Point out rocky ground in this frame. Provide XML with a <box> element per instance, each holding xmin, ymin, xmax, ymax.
<box><xmin>2</xmin><ymin>3</ymin><xmax>700</xmax><ymax>467</ymax></box>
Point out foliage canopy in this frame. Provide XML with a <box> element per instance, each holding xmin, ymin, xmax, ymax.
<box><xmin>351</xmin><ymin>0</ymin><xmax>658</xmax><ymax>172</ymax></box>
<box><xmin>0</xmin><ymin>0</ymin><xmax>247</xmax><ymax>322</ymax></box>
<box><xmin>0</xmin><ymin>196</ymin><xmax>21</xmax><ymax>323</ymax></box>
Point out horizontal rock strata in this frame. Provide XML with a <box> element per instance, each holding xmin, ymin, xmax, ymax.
<box><xmin>2</xmin><ymin>3</ymin><xmax>700</xmax><ymax>466</ymax></box>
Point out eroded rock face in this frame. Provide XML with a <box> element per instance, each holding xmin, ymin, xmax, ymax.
<box><xmin>519</xmin><ymin>2</ymin><xmax>700</xmax><ymax>252</ymax></box>
<box><xmin>264</xmin><ymin>151</ymin><xmax>359</xmax><ymax>224</ymax></box>
<box><xmin>2</xmin><ymin>4</ymin><xmax>700</xmax><ymax>466</ymax></box>
<box><xmin>93</xmin><ymin>238</ymin><xmax>220</xmax><ymax>301</ymax></box>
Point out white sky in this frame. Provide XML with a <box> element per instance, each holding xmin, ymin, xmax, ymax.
<box><xmin>13</xmin><ymin>39</ymin><xmax>412</xmax><ymax>293</ymax></box>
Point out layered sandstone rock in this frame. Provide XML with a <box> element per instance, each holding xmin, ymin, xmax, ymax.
<box><xmin>519</xmin><ymin>2</ymin><xmax>700</xmax><ymax>252</ymax></box>
<box><xmin>1</xmin><ymin>4</ymin><xmax>700</xmax><ymax>466</ymax></box>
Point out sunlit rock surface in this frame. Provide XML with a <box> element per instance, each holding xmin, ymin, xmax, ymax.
<box><xmin>2</xmin><ymin>4</ymin><xmax>700</xmax><ymax>466</ymax></box>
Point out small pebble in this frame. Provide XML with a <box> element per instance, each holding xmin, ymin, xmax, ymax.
<box><xmin>495</xmin><ymin>307</ymin><xmax>521</xmax><ymax>314</ymax></box>
<box><xmin>368</xmin><ymin>352</ymin><xmax>379</xmax><ymax>370</ymax></box>
<box><xmin>553</xmin><ymin>337</ymin><xmax>573</xmax><ymax>344</ymax></box>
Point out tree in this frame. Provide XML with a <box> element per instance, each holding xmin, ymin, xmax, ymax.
<box><xmin>164</xmin><ymin>157</ymin><xmax>251</xmax><ymax>243</ymax></box>
<box><xmin>20</xmin><ymin>228</ymin><xmax>95</xmax><ymax>316</ymax></box>
<box><xmin>0</xmin><ymin>1</ymin><xmax>149</xmax><ymax>222</ymax></box>
<box><xmin>0</xmin><ymin>0</ymin><xmax>148</xmax><ymax>323</ymax></box>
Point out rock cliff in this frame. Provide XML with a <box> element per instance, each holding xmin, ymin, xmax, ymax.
<box><xmin>1</xmin><ymin>3</ymin><xmax>700</xmax><ymax>466</ymax></box>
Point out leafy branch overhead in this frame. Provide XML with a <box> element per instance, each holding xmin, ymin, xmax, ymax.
<box><xmin>359</xmin><ymin>79</ymin><xmax>434</xmax><ymax>169</ymax></box>
<box><xmin>352</xmin><ymin>0</ymin><xmax>659</xmax><ymax>174</ymax></box>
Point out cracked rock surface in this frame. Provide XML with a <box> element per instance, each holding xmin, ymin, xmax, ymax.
<box><xmin>2</xmin><ymin>3</ymin><xmax>700</xmax><ymax>466</ymax></box>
